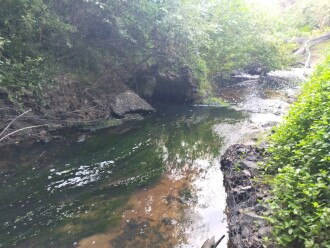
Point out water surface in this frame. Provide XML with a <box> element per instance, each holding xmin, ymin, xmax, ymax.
<box><xmin>0</xmin><ymin>104</ymin><xmax>245</xmax><ymax>247</ymax></box>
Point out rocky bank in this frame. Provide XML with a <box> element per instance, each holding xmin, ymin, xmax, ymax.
<box><xmin>0</xmin><ymin>66</ymin><xmax>198</xmax><ymax>147</ymax></box>
<box><xmin>215</xmin><ymin>67</ymin><xmax>308</xmax><ymax>248</ymax></box>
<box><xmin>220</xmin><ymin>144</ymin><xmax>273</xmax><ymax>248</ymax></box>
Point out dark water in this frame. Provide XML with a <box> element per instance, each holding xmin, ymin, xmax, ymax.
<box><xmin>0</xmin><ymin>104</ymin><xmax>245</xmax><ymax>248</ymax></box>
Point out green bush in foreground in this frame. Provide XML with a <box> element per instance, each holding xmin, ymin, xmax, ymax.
<box><xmin>265</xmin><ymin>57</ymin><xmax>330</xmax><ymax>247</ymax></box>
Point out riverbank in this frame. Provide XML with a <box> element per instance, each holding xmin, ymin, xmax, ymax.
<box><xmin>221</xmin><ymin>144</ymin><xmax>271</xmax><ymax>247</ymax></box>
<box><xmin>0</xmin><ymin>74</ymin><xmax>158</xmax><ymax>147</ymax></box>
<box><xmin>215</xmin><ymin>67</ymin><xmax>308</xmax><ymax>247</ymax></box>
<box><xmin>0</xmin><ymin>61</ymin><xmax>202</xmax><ymax>148</ymax></box>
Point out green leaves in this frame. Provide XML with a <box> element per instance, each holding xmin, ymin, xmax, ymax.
<box><xmin>265</xmin><ymin>56</ymin><xmax>330</xmax><ymax>247</ymax></box>
<box><xmin>0</xmin><ymin>0</ymin><xmax>293</xmax><ymax>104</ymax></box>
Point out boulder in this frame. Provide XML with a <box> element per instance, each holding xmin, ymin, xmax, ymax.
<box><xmin>112</xmin><ymin>91</ymin><xmax>155</xmax><ymax>118</ymax></box>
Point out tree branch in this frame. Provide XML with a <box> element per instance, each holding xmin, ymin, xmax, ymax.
<box><xmin>213</xmin><ymin>235</ymin><xmax>225</xmax><ymax>248</ymax></box>
<box><xmin>0</xmin><ymin>125</ymin><xmax>47</xmax><ymax>142</ymax></box>
<box><xmin>0</xmin><ymin>109</ymin><xmax>32</xmax><ymax>137</ymax></box>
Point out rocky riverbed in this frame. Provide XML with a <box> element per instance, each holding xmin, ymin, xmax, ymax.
<box><xmin>215</xmin><ymin>68</ymin><xmax>308</xmax><ymax>248</ymax></box>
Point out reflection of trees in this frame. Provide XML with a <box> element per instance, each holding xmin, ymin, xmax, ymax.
<box><xmin>157</xmin><ymin>114</ymin><xmax>223</xmax><ymax>166</ymax></box>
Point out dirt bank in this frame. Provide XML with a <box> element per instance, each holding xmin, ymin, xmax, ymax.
<box><xmin>0</xmin><ymin>74</ymin><xmax>156</xmax><ymax>147</ymax></box>
<box><xmin>0</xmin><ymin>64</ymin><xmax>200</xmax><ymax>148</ymax></box>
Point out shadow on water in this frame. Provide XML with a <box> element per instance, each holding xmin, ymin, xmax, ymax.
<box><xmin>0</xmin><ymin>104</ymin><xmax>246</xmax><ymax>247</ymax></box>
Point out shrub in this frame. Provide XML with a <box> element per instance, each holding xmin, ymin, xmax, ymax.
<box><xmin>265</xmin><ymin>56</ymin><xmax>330</xmax><ymax>247</ymax></box>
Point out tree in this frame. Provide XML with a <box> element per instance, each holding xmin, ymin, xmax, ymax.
<box><xmin>0</xmin><ymin>0</ymin><xmax>292</xmax><ymax>103</ymax></box>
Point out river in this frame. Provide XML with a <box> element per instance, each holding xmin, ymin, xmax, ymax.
<box><xmin>0</xmin><ymin>104</ymin><xmax>247</xmax><ymax>248</ymax></box>
<box><xmin>0</xmin><ymin>67</ymin><xmax>304</xmax><ymax>248</ymax></box>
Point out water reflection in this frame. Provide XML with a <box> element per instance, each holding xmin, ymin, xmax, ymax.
<box><xmin>0</xmin><ymin>104</ymin><xmax>245</xmax><ymax>247</ymax></box>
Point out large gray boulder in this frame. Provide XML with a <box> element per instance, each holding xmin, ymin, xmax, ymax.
<box><xmin>112</xmin><ymin>91</ymin><xmax>155</xmax><ymax>118</ymax></box>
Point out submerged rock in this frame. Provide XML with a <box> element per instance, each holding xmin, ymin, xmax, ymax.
<box><xmin>77</xmin><ymin>134</ymin><xmax>86</xmax><ymax>143</ymax></box>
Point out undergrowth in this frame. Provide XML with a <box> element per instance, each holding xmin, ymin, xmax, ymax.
<box><xmin>264</xmin><ymin>56</ymin><xmax>330</xmax><ymax>247</ymax></box>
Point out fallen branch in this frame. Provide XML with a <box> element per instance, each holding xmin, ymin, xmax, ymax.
<box><xmin>0</xmin><ymin>125</ymin><xmax>47</xmax><ymax>142</ymax></box>
<box><xmin>202</xmin><ymin>235</ymin><xmax>225</xmax><ymax>248</ymax></box>
<box><xmin>0</xmin><ymin>109</ymin><xmax>32</xmax><ymax>137</ymax></box>
<box><xmin>214</xmin><ymin>235</ymin><xmax>226</xmax><ymax>248</ymax></box>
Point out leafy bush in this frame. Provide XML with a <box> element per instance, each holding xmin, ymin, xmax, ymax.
<box><xmin>0</xmin><ymin>0</ymin><xmax>74</xmax><ymax>103</ymax></box>
<box><xmin>0</xmin><ymin>0</ymin><xmax>292</xmax><ymax>104</ymax></box>
<box><xmin>265</xmin><ymin>57</ymin><xmax>330</xmax><ymax>247</ymax></box>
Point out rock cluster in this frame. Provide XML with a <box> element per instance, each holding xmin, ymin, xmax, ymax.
<box><xmin>220</xmin><ymin>144</ymin><xmax>273</xmax><ymax>248</ymax></box>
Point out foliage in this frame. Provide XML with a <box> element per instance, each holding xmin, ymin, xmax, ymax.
<box><xmin>0</xmin><ymin>0</ymin><xmax>74</xmax><ymax>101</ymax></box>
<box><xmin>280</xmin><ymin>0</ymin><xmax>330</xmax><ymax>34</ymax></box>
<box><xmin>260</xmin><ymin>0</ymin><xmax>330</xmax><ymax>37</ymax></box>
<box><xmin>265</xmin><ymin>56</ymin><xmax>330</xmax><ymax>247</ymax></box>
<box><xmin>0</xmin><ymin>0</ymin><xmax>292</xmax><ymax>103</ymax></box>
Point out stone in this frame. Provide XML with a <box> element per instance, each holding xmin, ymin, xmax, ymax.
<box><xmin>77</xmin><ymin>134</ymin><xmax>86</xmax><ymax>143</ymax></box>
<box><xmin>259</xmin><ymin>226</ymin><xmax>272</xmax><ymax>236</ymax></box>
<box><xmin>112</xmin><ymin>91</ymin><xmax>155</xmax><ymax>118</ymax></box>
<box><xmin>161</xmin><ymin>217</ymin><xmax>173</xmax><ymax>225</ymax></box>
<box><xmin>241</xmin><ymin>160</ymin><xmax>258</xmax><ymax>170</ymax></box>
<box><xmin>255</xmin><ymin>203</ymin><xmax>267</xmax><ymax>213</ymax></box>
<box><xmin>242</xmin><ymin>169</ymin><xmax>252</xmax><ymax>177</ymax></box>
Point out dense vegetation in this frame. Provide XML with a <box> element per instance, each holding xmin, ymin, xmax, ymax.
<box><xmin>0</xmin><ymin>0</ymin><xmax>292</xmax><ymax>103</ymax></box>
<box><xmin>265</xmin><ymin>57</ymin><xmax>330</xmax><ymax>247</ymax></box>
<box><xmin>277</xmin><ymin>0</ymin><xmax>330</xmax><ymax>35</ymax></box>
<box><xmin>1</xmin><ymin>0</ymin><xmax>330</xmax><ymax>246</ymax></box>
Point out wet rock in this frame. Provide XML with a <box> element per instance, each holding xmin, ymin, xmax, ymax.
<box><xmin>240</xmin><ymin>160</ymin><xmax>258</xmax><ymax>175</ymax></box>
<box><xmin>244</xmin><ymin>63</ymin><xmax>268</xmax><ymax>75</ymax></box>
<box><xmin>161</xmin><ymin>217</ymin><xmax>173</xmax><ymax>225</ymax></box>
<box><xmin>112</xmin><ymin>91</ymin><xmax>155</xmax><ymax>118</ymax></box>
<box><xmin>220</xmin><ymin>144</ymin><xmax>272</xmax><ymax>248</ymax></box>
<box><xmin>165</xmin><ymin>195</ymin><xmax>175</xmax><ymax>204</ymax></box>
<box><xmin>77</xmin><ymin>134</ymin><xmax>86</xmax><ymax>143</ymax></box>
<box><xmin>261</xmin><ymin>121</ymin><xmax>278</xmax><ymax>128</ymax></box>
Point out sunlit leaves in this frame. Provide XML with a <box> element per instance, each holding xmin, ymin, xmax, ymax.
<box><xmin>0</xmin><ymin>0</ymin><xmax>291</xmax><ymax>104</ymax></box>
<box><xmin>265</xmin><ymin>57</ymin><xmax>330</xmax><ymax>247</ymax></box>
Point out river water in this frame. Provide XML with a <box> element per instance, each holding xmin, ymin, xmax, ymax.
<box><xmin>1</xmin><ymin>67</ymin><xmax>304</xmax><ymax>248</ymax></box>
<box><xmin>0</xmin><ymin>104</ymin><xmax>246</xmax><ymax>248</ymax></box>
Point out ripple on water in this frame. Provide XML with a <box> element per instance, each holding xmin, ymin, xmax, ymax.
<box><xmin>47</xmin><ymin>160</ymin><xmax>115</xmax><ymax>192</ymax></box>
<box><xmin>0</xmin><ymin>104</ymin><xmax>246</xmax><ymax>247</ymax></box>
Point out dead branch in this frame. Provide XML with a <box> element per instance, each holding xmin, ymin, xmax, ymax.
<box><xmin>202</xmin><ymin>235</ymin><xmax>225</xmax><ymax>248</ymax></box>
<box><xmin>214</xmin><ymin>235</ymin><xmax>226</xmax><ymax>248</ymax></box>
<box><xmin>0</xmin><ymin>109</ymin><xmax>32</xmax><ymax>137</ymax></box>
<box><xmin>0</xmin><ymin>125</ymin><xmax>47</xmax><ymax>142</ymax></box>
